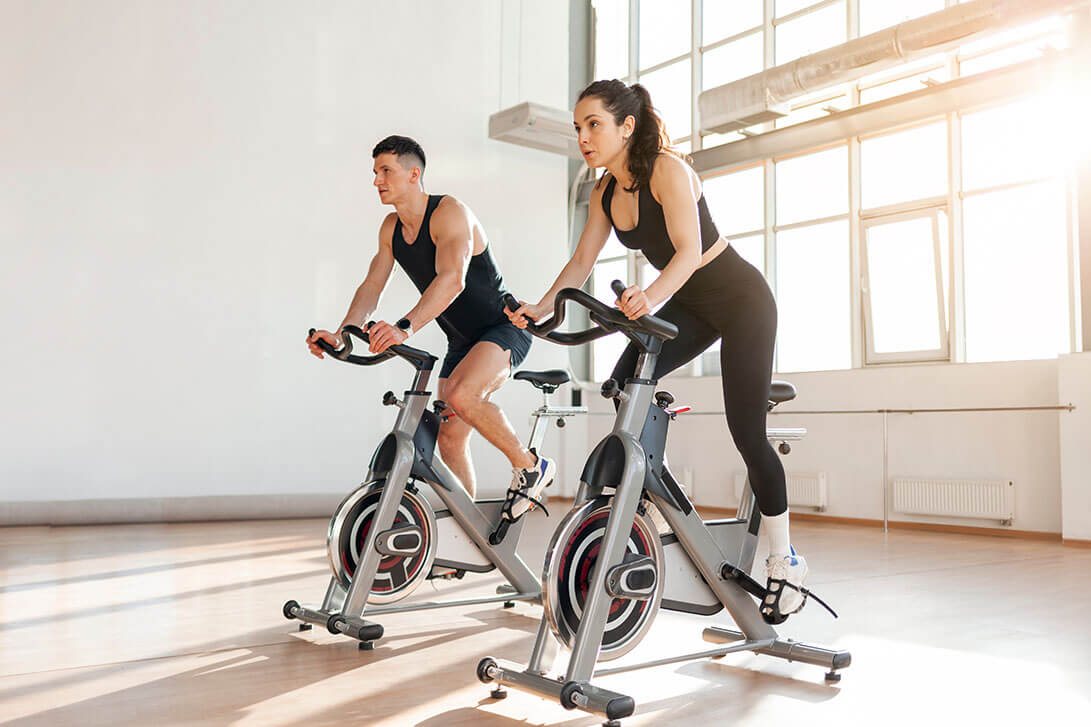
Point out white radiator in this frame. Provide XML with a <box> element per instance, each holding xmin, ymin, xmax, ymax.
<box><xmin>892</xmin><ymin>478</ymin><xmax>1014</xmax><ymax>523</ymax></box>
<box><xmin>735</xmin><ymin>471</ymin><xmax>827</xmax><ymax>511</ymax></box>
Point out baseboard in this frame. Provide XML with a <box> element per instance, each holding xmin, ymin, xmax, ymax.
<box><xmin>0</xmin><ymin>494</ymin><xmax>345</xmax><ymax>527</ymax></box>
<box><xmin>549</xmin><ymin>499</ymin><xmax>1062</xmax><ymax>542</ymax></box>
<box><xmin>1063</xmin><ymin>538</ymin><xmax>1091</xmax><ymax>548</ymax></box>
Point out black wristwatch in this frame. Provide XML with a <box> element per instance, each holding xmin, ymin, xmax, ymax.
<box><xmin>396</xmin><ymin>317</ymin><xmax>413</xmax><ymax>337</ymax></box>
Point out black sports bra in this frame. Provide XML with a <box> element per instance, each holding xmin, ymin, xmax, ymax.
<box><xmin>601</xmin><ymin>170</ymin><xmax>721</xmax><ymax>271</ymax></box>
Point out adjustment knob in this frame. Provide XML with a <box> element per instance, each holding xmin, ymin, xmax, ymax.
<box><xmin>654</xmin><ymin>391</ymin><xmax>675</xmax><ymax>408</ymax></box>
<box><xmin>600</xmin><ymin>379</ymin><xmax>620</xmax><ymax>399</ymax></box>
<box><xmin>382</xmin><ymin>391</ymin><xmax>397</xmax><ymax>406</ymax></box>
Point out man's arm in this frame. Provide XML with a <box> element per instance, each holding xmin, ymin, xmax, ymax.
<box><xmin>339</xmin><ymin>215</ymin><xmax>397</xmax><ymax>330</ymax></box>
<box><xmin>367</xmin><ymin>199</ymin><xmax>472</xmax><ymax>353</ymax></box>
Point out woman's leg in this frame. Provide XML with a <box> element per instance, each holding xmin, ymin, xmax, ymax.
<box><xmin>609</xmin><ymin>298</ymin><xmax>720</xmax><ymax>384</ymax></box>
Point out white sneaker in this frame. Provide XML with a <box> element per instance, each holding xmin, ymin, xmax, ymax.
<box><xmin>762</xmin><ymin>546</ymin><xmax>808</xmax><ymax>623</ymax></box>
<box><xmin>502</xmin><ymin>452</ymin><xmax>556</xmax><ymax>521</ymax></box>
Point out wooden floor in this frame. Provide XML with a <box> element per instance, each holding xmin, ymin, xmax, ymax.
<box><xmin>2</xmin><ymin>513</ymin><xmax>1089</xmax><ymax>726</ymax></box>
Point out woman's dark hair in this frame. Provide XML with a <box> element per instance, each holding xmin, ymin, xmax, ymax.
<box><xmin>578</xmin><ymin>79</ymin><xmax>684</xmax><ymax>192</ymax></box>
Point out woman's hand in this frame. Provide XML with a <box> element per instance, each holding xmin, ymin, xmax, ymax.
<box><xmin>506</xmin><ymin>300</ymin><xmax>551</xmax><ymax>329</ymax></box>
<box><xmin>616</xmin><ymin>285</ymin><xmax>651</xmax><ymax>320</ymax></box>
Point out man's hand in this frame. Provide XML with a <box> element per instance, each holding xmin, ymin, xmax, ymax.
<box><xmin>367</xmin><ymin>320</ymin><xmax>409</xmax><ymax>353</ymax></box>
<box><xmin>307</xmin><ymin>329</ymin><xmax>342</xmax><ymax>359</ymax></box>
<box><xmin>506</xmin><ymin>300</ymin><xmax>550</xmax><ymax>329</ymax></box>
<box><xmin>616</xmin><ymin>285</ymin><xmax>651</xmax><ymax>320</ymax></box>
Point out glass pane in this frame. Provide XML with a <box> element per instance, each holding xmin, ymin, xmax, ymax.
<box><xmin>775</xmin><ymin>1</ymin><xmax>846</xmax><ymax>66</ymax></box>
<box><xmin>592</xmin><ymin>259</ymin><xmax>630</xmax><ymax>381</ymax></box>
<box><xmin>963</xmin><ymin>181</ymin><xmax>1070</xmax><ymax>362</ymax></box>
<box><xmin>673</xmin><ymin>139</ymin><xmax>692</xmax><ymax>155</ymax></box>
<box><xmin>858</xmin><ymin>63</ymin><xmax>948</xmax><ymax>104</ymax></box>
<box><xmin>776</xmin><ymin>145</ymin><xmax>848</xmax><ymax>225</ymax></box>
<box><xmin>639</xmin><ymin>0</ymin><xmax>691</xmax><ymax>69</ymax></box>
<box><xmin>775</xmin><ymin>220</ymin><xmax>852</xmax><ymax>372</ymax></box>
<box><xmin>959</xmin><ymin>16</ymin><xmax>1068</xmax><ymax>60</ymax></box>
<box><xmin>703</xmin><ymin>31</ymin><xmax>763</xmax><ymax>90</ymax></box>
<box><xmin>703</xmin><ymin>0</ymin><xmax>762</xmax><ymax>44</ymax></box>
<box><xmin>639</xmin><ymin>59</ymin><xmax>692</xmax><ymax>142</ymax></box>
<box><xmin>729</xmin><ymin>233</ymin><xmax>765</xmax><ymax>276</ymax></box>
<box><xmin>865</xmin><ymin>216</ymin><xmax>942</xmax><ymax>354</ymax></box>
<box><xmin>704</xmin><ymin>165</ymin><xmax>764</xmax><ymax>235</ymax></box>
<box><xmin>861</xmin><ymin>122</ymin><xmax>947</xmax><ymax>209</ymax></box>
<box><xmin>776</xmin><ymin>0</ymin><xmax>823</xmax><ymax>17</ymax></box>
<box><xmin>962</xmin><ymin>99</ymin><xmax>1064</xmax><ymax>191</ymax></box>
<box><xmin>774</xmin><ymin>92</ymin><xmax>849</xmax><ymax>129</ymax></box>
<box><xmin>859</xmin><ymin>0</ymin><xmax>945</xmax><ymax>36</ymax></box>
<box><xmin>593</xmin><ymin>0</ymin><xmax>629</xmax><ymax>80</ymax></box>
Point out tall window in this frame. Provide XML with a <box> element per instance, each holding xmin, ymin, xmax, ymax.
<box><xmin>585</xmin><ymin>0</ymin><xmax>1078</xmax><ymax>380</ymax></box>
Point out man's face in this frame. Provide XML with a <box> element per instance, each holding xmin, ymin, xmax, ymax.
<box><xmin>373</xmin><ymin>152</ymin><xmax>417</xmax><ymax>204</ymax></box>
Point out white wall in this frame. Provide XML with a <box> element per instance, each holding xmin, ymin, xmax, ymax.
<box><xmin>1059</xmin><ymin>352</ymin><xmax>1091</xmax><ymax>541</ymax></box>
<box><xmin>0</xmin><ymin>0</ymin><xmax>571</xmax><ymax>515</ymax></box>
<box><xmin>578</xmin><ymin>358</ymin><xmax>1068</xmax><ymax>534</ymax></box>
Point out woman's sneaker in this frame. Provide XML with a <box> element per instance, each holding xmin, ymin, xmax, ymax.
<box><xmin>501</xmin><ymin>451</ymin><xmax>556</xmax><ymax>522</ymax></box>
<box><xmin>761</xmin><ymin>546</ymin><xmax>808</xmax><ymax>624</ymax></box>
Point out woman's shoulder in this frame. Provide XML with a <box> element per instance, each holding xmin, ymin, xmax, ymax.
<box><xmin>649</xmin><ymin>152</ymin><xmax>699</xmax><ymax>198</ymax></box>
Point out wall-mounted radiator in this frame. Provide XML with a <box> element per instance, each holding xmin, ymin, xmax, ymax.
<box><xmin>735</xmin><ymin>472</ymin><xmax>828</xmax><ymax>511</ymax></box>
<box><xmin>892</xmin><ymin>478</ymin><xmax>1014</xmax><ymax>524</ymax></box>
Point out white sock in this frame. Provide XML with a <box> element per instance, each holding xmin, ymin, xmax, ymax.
<box><xmin>764</xmin><ymin>510</ymin><xmax>791</xmax><ymax>560</ymax></box>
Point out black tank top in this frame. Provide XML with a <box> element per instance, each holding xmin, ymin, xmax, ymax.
<box><xmin>601</xmin><ymin>170</ymin><xmax>720</xmax><ymax>270</ymax></box>
<box><xmin>391</xmin><ymin>194</ymin><xmax>510</xmax><ymax>344</ymax></box>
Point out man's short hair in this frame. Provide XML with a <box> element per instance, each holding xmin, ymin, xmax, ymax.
<box><xmin>372</xmin><ymin>135</ymin><xmax>426</xmax><ymax>174</ymax></box>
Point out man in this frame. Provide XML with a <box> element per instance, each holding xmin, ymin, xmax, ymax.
<box><xmin>307</xmin><ymin>135</ymin><xmax>553</xmax><ymax>522</ymax></box>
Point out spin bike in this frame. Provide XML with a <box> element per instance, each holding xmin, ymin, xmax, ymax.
<box><xmin>283</xmin><ymin>324</ymin><xmax>585</xmax><ymax>648</ymax></box>
<box><xmin>477</xmin><ymin>282</ymin><xmax>850</xmax><ymax>725</ymax></box>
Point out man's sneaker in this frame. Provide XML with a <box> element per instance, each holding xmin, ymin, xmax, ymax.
<box><xmin>761</xmin><ymin>546</ymin><xmax>808</xmax><ymax>624</ymax></box>
<box><xmin>502</xmin><ymin>451</ymin><xmax>556</xmax><ymax>522</ymax></box>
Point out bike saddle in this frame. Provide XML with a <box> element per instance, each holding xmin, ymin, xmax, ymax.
<box><xmin>514</xmin><ymin>369</ymin><xmax>570</xmax><ymax>393</ymax></box>
<box><xmin>769</xmin><ymin>381</ymin><xmax>796</xmax><ymax>405</ymax></box>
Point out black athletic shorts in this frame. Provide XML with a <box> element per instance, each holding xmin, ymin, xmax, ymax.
<box><xmin>439</xmin><ymin>321</ymin><xmax>532</xmax><ymax>379</ymax></box>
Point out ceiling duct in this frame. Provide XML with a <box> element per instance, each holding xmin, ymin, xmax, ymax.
<box><xmin>488</xmin><ymin>102</ymin><xmax>582</xmax><ymax>159</ymax></box>
<box><xmin>700</xmin><ymin>0</ymin><xmax>1090</xmax><ymax>133</ymax></box>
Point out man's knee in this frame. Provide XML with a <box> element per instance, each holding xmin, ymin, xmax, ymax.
<box><xmin>445</xmin><ymin>381</ymin><xmax>484</xmax><ymax>417</ymax></box>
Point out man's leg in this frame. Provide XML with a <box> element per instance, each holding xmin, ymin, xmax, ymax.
<box><xmin>443</xmin><ymin>342</ymin><xmax>536</xmax><ymax>472</ymax></box>
<box><xmin>436</xmin><ymin>378</ymin><xmax>478</xmax><ymax>498</ymax></box>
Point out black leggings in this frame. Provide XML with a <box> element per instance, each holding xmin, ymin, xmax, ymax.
<box><xmin>611</xmin><ymin>246</ymin><xmax>788</xmax><ymax>516</ymax></box>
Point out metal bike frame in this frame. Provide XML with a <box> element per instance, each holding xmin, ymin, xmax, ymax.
<box><xmin>485</xmin><ymin>354</ymin><xmax>851</xmax><ymax>721</ymax></box>
<box><xmin>287</xmin><ymin>364</ymin><xmax>583</xmax><ymax>642</ymax></box>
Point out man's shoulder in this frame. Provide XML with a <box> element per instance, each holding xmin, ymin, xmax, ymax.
<box><xmin>378</xmin><ymin>212</ymin><xmax>398</xmax><ymax>246</ymax></box>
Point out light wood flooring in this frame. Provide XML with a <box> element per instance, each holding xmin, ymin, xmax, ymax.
<box><xmin>2</xmin><ymin>512</ymin><xmax>1089</xmax><ymax>726</ymax></box>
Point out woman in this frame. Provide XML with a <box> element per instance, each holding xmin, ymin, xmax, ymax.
<box><xmin>507</xmin><ymin>79</ymin><xmax>806</xmax><ymax>621</ymax></box>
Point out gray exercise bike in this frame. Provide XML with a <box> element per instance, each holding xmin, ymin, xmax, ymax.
<box><xmin>283</xmin><ymin>324</ymin><xmax>584</xmax><ymax>648</ymax></box>
<box><xmin>476</xmin><ymin>282</ymin><xmax>850</xmax><ymax>726</ymax></box>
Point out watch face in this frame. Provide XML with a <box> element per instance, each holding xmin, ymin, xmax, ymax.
<box><xmin>396</xmin><ymin>318</ymin><xmax>411</xmax><ymax>331</ymax></box>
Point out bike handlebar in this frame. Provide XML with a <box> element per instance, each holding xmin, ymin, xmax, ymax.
<box><xmin>503</xmin><ymin>279</ymin><xmax>678</xmax><ymax>346</ymax></box>
<box><xmin>308</xmin><ymin>325</ymin><xmax>437</xmax><ymax>371</ymax></box>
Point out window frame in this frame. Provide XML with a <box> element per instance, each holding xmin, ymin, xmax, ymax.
<box><xmin>860</xmin><ymin>206</ymin><xmax>950</xmax><ymax>364</ymax></box>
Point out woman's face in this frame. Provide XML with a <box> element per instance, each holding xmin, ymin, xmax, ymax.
<box><xmin>573</xmin><ymin>96</ymin><xmax>634</xmax><ymax>169</ymax></box>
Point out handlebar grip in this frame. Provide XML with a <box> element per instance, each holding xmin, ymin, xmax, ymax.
<box><xmin>610</xmin><ymin>279</ymin><xmax>627</xmax><ymax>299</ymax></box>
<box><xmin>502</xmin><ymin>293</ymin><xmax>521</xmax><ymax>313</ymax></box>
<box><xmin>308</xmin><ymin>328</ymin><xmax>341</xmax><ymax>356</ymax></box>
